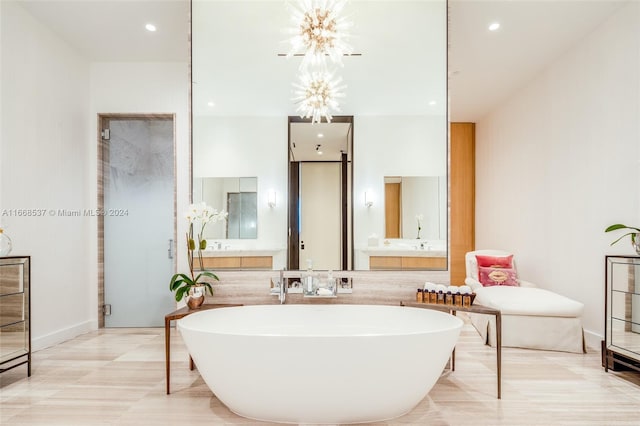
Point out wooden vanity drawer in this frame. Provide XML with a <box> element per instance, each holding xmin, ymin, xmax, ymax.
<box><xmin>370</xmin><ymin>256</ymin><xmax>447</xmax><ymax>270</ymax></box>
<box><xmin>200</xmin><ymin>256</ymin><xmax>273</xmax><ymax>270</ymax></box>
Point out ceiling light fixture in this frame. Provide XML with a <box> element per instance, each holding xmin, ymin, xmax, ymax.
<box><xmin>145</xmin><ymin>23</ymin><xmax>157</xmax><ymax>32</ymax></box>
<box><xmin>429</xmin><ymin>100</ymin><xmax>437</xmax><ymax>106</ymax></box>
<box><xmin>488</xmin><ymin>22</ymin><xmax>500</xmax><ymax>31</ymax></box>
<box><xmin>292</xmin><ymin>70</ymin><xmax>346</xmax><ymax>124</ymax></box>
<box><xmin>316</xmin><ymin>144</ymin><xmax>324</xmax><ymax>155</ymax></box>
<box><xmin>317</xmin><ymin>133</ymin><xmax>324</xmax><ymax>138</ymax></box>
<box><xmin>207</xmin><ymin>101</ymin><xmax>215</xmax><ymax>107</ymax></box>
<box><xmin>286</xmin><ymin>0</ymin><xmax>352</xmax><ymax>69</ymax></box>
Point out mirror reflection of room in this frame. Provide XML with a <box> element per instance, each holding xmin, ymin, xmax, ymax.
<box><xmin>288</xmin><ymin>119</ymin><xmax>353</xmax><ymax>272</ymax></box>
<box><xmin>193</xmin><ymin>177</ymin><xmax>258</xmax><ymax>241</ymax></box>
<box><xmin>191</xmin><ymin>0</ymin><xmax>447</xmax><ymax>271</ymax></box>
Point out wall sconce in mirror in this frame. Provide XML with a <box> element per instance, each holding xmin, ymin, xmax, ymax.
<box><xmin>364</xmin><ymin>190</ymin><xmax>373</xmax><ymax>208</ymax></box>
<box><xmin>268</xmin><ymin>190</ymin><xmax>277</xmax><ymax>208</ymax></box>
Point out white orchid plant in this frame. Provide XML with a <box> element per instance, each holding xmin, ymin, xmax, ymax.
<box><xmin>169</xmin><ymin>202</ymin><xmax>228</xmax><ymax>302</ymax></box>
<box><xmin>416</xmin><ymin>213</ymin><xmax>424</xmax><ymax>239</ymax></box>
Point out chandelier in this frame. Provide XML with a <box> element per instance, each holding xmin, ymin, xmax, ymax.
<box><xmin>292</xmin><ymin>70</ymin><xmax>346</xmax><ymax>124</ymax></box>
<box><xmin>287</xmin><ymin>0</ymin><xmax>352</xmax><ymax>69</ymax></box>
<box><xmin>287</xmin><ymin>0</ymin><xmax>352</xmax><ymax>123</ymax></box>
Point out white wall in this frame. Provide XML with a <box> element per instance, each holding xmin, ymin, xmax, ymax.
<box><xmin>89</xmin><ymin>61</ymin><xmax>190</xmax><ymax>326</ymax></box>
<box><xmin>475</xmin><ymin>2</ymin><xmax>640</xmax><ymax>347</ymax></box>
<box><xmin>0</xmin><ymin>1</ymin><xmax>91</xmax><ymax>349</ymax></box>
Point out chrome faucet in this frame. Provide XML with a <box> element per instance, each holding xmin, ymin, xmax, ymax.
<box><xmin>278</xmin><ymin>269</ymin><xmax>286</xmax><ymax>304</ymax></box>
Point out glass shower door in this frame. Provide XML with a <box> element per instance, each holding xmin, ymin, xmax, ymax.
<box><xmin>103</xmin><ymin>117</ymin><xmax>175</xmax><ymax>327</ymax></box>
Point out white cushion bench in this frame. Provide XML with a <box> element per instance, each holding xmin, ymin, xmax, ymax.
<box><xmin>465</xmin><ymin>250</ymin><xmax>585</xmax><ymax>353</ymax></box>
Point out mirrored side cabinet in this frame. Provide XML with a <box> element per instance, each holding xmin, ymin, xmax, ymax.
<box><xmin>604</xmin><ymin>255</ymin><xmax>640</xmax><ymax>373</ymax></box>
<box><xmin>0</xmin><ymin>256</ymin><xmax>30</xmax><ymax>377</ymax></box>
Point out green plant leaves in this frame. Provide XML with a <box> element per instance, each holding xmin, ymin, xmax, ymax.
<box><xmin>169</xmin><ymin>270</ymin><xmax>218</xmax><ymax>301</ymax></box>
<box><xmin>605</xmin><ymin>223</ymin><xmax>640</xmax><ymax>246</ymax></box>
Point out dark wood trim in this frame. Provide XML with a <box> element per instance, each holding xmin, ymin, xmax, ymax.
<box><xmin>341</xmin><ymin>152</ymin><xmax>348</xmax><ymax>270</ymax></box>
<box><xmin>288</xmin><ymin>161</ymin><xmax>300</xmax><ymax>270</ymax></box>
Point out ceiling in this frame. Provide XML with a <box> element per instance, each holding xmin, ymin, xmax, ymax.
<box><xmin>15</xmin><ymin>0</ymin><xmax>628</xmax><ymax>122</ymax></box>
<box><xmin>290</xmin><ymin>122</ymin><xmax>352</xmax><ymax>162</ymax></box>
<box><xmin>19</xmin><ymin>0</ymin><xmax>190</xmax><ymax>62</ymax></box>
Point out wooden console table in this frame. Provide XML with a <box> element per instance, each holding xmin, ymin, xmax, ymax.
<box><xmin>401</xmin><ymin>301</ymin><xmax>502</xmax><ymax>399</ymax></box>
<box><xmin>165</xmin><ymin>303</ymin><xmax>242</xmax><ymax>394</ymax></box>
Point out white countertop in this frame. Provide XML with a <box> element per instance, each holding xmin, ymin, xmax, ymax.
<box><xmin>200</xmin><ymin>248</ymin><xmax>284</xmax><ymax>257</ymax></box>
<box><xmin>360</xmin><ymin>247</ymin><xmax>447</xmax><ymax>257</ymax></box>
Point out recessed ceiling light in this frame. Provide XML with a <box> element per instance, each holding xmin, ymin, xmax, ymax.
<box><xmin>317</xmin><ymin>133</ymin><xmax>324</xmax><ymax>138</ymax></box>
<box><xmin>488</xmin><ymin>22</ymin><xmax>500</xmax><ymax>31</ymax></box>
<box><xmin>429</xmin><ymin>100</ymin><xmax>437</xmax><ymax>106</ymax></box>
<box><xmin>145</xmin><ymin>23</ymin><xmax>157</xmax><ymax>32</ymax></box>
<box><xmin>207</xmin><ymin>101</ymin><xmax>215</xmax><ymax>107</ymax></box>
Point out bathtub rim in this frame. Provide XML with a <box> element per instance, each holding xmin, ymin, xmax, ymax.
<box><xmin>177</xmin><ymin>304</ymin><xmax>463</xmax><ymax>338</ymax></box>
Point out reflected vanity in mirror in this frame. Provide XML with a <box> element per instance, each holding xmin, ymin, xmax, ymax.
<box><xmin>191</xmin><ymin>0</ymin><xmax>447</xmax><ymax>271</ymax></box>
<box><xmin>192</xmin><ymin>175</ymin><xmax>283</xmax><ymax>269</ymax></box>
<box><xmin>359</xmin><ymin>176</ymin><xmax>447</xmax><ymax>271</ymax></box>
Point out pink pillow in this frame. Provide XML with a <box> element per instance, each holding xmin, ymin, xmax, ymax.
<box><xmin>478</xmin><ymin>266</ymin><xmax>519</xmax><ymax>287</ymax></box>
<box><xmin>475</xmin><ymin>254</ymin><xmax>514</xmax><ymax>269</ymax></box>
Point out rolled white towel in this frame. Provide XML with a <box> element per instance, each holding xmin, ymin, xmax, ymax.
<box><xmin>317</xmin><ymin>288</ymin><xmax>334</xmax><ymax>296</ymax></box>
<box><xmin>423</xmin><ymin>282</ymin><xmax>437</xmax><ymax>292</ymax></box>
<box><xmin>458</xmin><ymin>285</ymin><xmax>472</xmax><ymax>294</ymax></box>
<box><xmin>447</xmin><ymin>285</ymin><xmax>459</xmax><ymax>294</ymax></box>
<box><xmin>435</xmin><ymin>284</ymin><xmax>447</xmax><ymax>293</ymax></box>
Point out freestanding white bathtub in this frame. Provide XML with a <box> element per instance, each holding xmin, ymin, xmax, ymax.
<box><xmin>178</xmin><ymin>304</ymin><xmax>462</xmax><ymax>424</ymax></box>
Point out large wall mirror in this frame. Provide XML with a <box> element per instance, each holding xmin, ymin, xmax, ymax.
<box><xmin>191</xmin><ymin>0</ymin><xmax>447</xmax><ymax>271</ymax></box>
<box><xmin>193</xmin><ymin>177</ymin><xmax>258</xmax><ymax>240</ymax></box>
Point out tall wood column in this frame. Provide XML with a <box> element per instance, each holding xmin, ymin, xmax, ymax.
<box><xmin>450</xmin><ymin>122</ymin><xmax>475</xmax><ymax>285</ymax></box>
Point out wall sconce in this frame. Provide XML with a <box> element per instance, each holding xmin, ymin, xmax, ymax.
<box><xmin>364</xmin><ymin>190</ymin><xmax>373</xmax><ymax>208</ymax></box>
<box><xmin>268</xmin><ymin>190</ymin><xmax>277</xmax><ymax>208</ymax></box>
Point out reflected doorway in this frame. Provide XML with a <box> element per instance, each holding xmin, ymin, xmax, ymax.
<box><xmin>288</xmin><ymin>116</ymin><xmax>353</xmax><ymax>271</ymax></box>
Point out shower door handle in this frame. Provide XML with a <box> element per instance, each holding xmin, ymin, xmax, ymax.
<box><xmin>168</xmin><ymin>239</ymin><xmax>174</xmax><ymax>259</ymax></box>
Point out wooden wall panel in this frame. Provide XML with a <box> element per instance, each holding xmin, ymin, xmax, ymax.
<box><xmin>384</xmin><ymin>183</ymin><xmax>401</xmax><ymax>238</ymax></box>
<box><xmin>450</xmin><ymin>123</ymin><xmax>475</xmax><ymax>285</ymax></box>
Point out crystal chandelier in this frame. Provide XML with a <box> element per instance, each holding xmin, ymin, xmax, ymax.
<box><xmin>292</xmin><ymin>70</ymin><xmax>346</xmax><ymax>124</ymax></box>
<box><xmin>287</xmin><ymin>0</ymin><xmax>352</xmax><ymax>69</ymax></box>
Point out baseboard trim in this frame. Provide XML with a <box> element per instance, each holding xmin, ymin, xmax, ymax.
<box><xmin>584</xmin><ymin>328</ymin><xmax>603</xmax><ymax>351</ymax></box>
<box><xmin>32</xmin><ymin>320</ymin><xmax>97</xmax><ymax>352</ymax></box>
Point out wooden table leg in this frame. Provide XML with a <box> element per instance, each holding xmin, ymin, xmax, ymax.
<box><xmin>496</xmin><ymin>312</ymin><xmax>502</xmax><ymax>399</ymax></box>
<box><xmin>451</xmin><ymin>310</ymin><xmax>456</xmax><ymax>371</ymax></box>
<box><xmin>165</xmin><ymin>317</ymin><xmax>171</xmax><ymax>395</ymax></box>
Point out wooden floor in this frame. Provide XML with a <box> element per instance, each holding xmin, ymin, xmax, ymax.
<box><xmin>2</xmin><ymin>319</ymin><xmax>640</xmax><ymax>425</ymax></box>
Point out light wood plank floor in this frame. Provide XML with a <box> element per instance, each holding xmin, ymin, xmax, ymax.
<box><xmin>2</xmin><ymin>320</ymin><xmax>640</xmax><ymax>425</ymax></box>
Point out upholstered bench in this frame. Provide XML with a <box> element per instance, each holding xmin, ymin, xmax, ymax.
<box><xmin>465</xmin><ymin>250</ymin><xmax>585</xmax><ymax>353</ymax></box>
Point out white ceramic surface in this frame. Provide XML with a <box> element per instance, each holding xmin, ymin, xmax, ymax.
<box><xmin>178</xmin><ymin>304</ymin><xmax>462</xmax><ymax>424</ymax></box>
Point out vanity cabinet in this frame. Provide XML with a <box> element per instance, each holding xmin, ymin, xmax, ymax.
<box><xmin>604</xmin><ymin>255</ymin><xmax>640</xmax><ymax>373</ymax></box>
<box><xmin>0</xmin><ymin>256</ymin><xmax>30</xmax><ymax>376</ymax></box>
<box><xmin>369</xmin><ymin>256</ymin><xmax>447</xmax><ymax>270</ymax></box>
<box><xmin>201</xmin><ymin>256</ymin><xmax>272</xmax><ymax>270</ymax></box>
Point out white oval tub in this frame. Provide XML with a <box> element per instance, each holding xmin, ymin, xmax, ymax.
<box><xmin>178</xmin><ymin>304</ymin><xmax>462</xmax><ymax>424</ymax></box>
